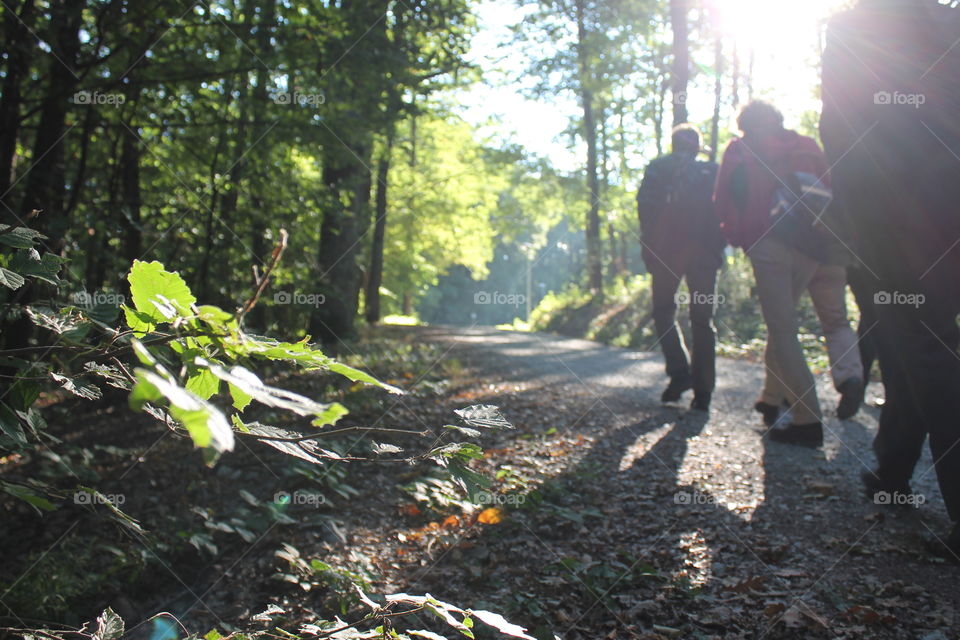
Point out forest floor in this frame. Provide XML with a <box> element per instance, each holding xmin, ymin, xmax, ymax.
<box><xmin>3</xmin><ymin>325</ymin><xmax>959</xmax><ymax>640</ymax></box>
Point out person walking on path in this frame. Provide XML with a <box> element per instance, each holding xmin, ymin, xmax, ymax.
<box><xmin>715</xmin><ymin>100</ymin><xmax>862</xmax><ymax>447</ymax></box>
<box><xmin>821</xmin><ymin>0</ymin><xmax>960</xmax><ymax>555</ymax></box>
<box><xmin>637</xmin><ymin>125</ymin><xmax>725</xmax><ymax>412</ymax></box>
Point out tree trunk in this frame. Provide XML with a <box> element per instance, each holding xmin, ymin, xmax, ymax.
<box><xmin>0</xmin><ymin>0</ymin><xmax>36</xmax><ymax>212</ymax></box>
<box><xmin>731</xmin><ymin>41</ymin><xmax>741</xmax><ymax>109</ymax></box>
<box><xmin>365</xmin><ymin>129</ymin><xmax>394</xmax><ymax>325</ymax></box>
<box><xmin>575</xmin><ymin>0</ymin><xmax>603</xmax><ymax>296</ymax></box>
<box><xmin>20</xmin><ymin>1</ymin><xmax>83</xmax><ymax>252</ymax></box>
<box><xmin>670</xmin><ymin>0</ymin><xmax>690</xmax><ymax>127</ymax></box>
<box><xmin>311</xmin><ymin>145</ymin><xmax>372</xmax><ymax>344</ymax></box>
<box><xmin>654</xmin><ymin>75</ymin><xmax>668</xmax><ymax>155</ymax></box>
<box><xmin>710</xmin><ymin>35</ymin><xmax>723</xmax><ymax>163</ymax></box>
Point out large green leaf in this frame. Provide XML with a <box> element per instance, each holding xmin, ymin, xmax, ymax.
<box><xmin>127</xmin><ymin>260</ymin><xmax>196</xmax><ymax>323</ymax></box>
<box><xmin>10</xmin><ymin>248</ymin><xmax>65</xmax><ymax>286</ymax></box>
<box><xmin>131</xmin><ymin>369</ymin><xmax>234</xmax><ymax>452</ymax></box>
<box><xmin>198</xmin><ymin>358</ymin><xmax>345</xmax><ymax>421</ymax></box>
<box><xmin>326</xmin><ymin>361</ymin><xmax>404</xmax><ymax>395</ymax></box>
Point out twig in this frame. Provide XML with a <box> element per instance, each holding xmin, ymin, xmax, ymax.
<box><xmin>237</xmin><ymin>228</ymin><xmax>288</xmax><ymax>322</ymax></box>
<box><xmin>242</xmin><ymin>425</ymin><xmax>430</xmax><ymax>442</ymax></box>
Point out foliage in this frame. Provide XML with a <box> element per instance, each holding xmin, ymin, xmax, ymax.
<box><xmin>0</xmin><ymin>219</ymin><xmax>529</xmax><ymax>635</ymax></box>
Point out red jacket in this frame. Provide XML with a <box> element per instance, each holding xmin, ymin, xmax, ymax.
<box><xmin>713</xmin><ymin>129</ymin><xmax>830</xmax><ymax>250</ymax></box>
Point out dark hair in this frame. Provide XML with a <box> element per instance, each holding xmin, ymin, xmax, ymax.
<box><xmin>671</xmin><ymin>124</ymin><xmax>701</xmax><ymax>153</ymax></box>
<box><xmin>736</xmin><ymin>100</ymin><xmax>785</xmax><ymax>136</ymax></box>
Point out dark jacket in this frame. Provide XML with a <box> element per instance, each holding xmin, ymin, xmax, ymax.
<box><xmin>821</xmin><ymin>0</ymin><xmax>960</xmax><ymax>287</ymax></box>
<box><xmin>637</xmin><ymin>152</ymin><xmax>724</xmax><ymax>269</ymax></box>
<box><xmin>714</xmin><ymin>129</ymin><xmax>832</xmax><ymax>253</ymax></box>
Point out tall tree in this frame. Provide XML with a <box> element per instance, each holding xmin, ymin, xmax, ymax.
<box><xmin>670</xmin><ymin>0</ymin><xmax>690</xmax><ymax>127</ymax></box>
<box><xmin>574</xmin><ymin>0</ymin><xmax>603</xmax><ymax>295</ymax></box>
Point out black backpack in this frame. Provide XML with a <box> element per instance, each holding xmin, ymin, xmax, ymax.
<box><xmin>667</xmin><ymin>155</ymin><xmax>717</xmax><ymax>223</ymax></box>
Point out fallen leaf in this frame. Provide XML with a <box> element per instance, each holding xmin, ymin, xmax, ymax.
<box><xmin>478</xmin><ymin>507</ymin><xmax>504</xmax><ymax>525</ymax></box>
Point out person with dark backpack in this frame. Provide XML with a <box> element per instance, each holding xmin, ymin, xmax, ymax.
<box><xmin>821</xmin><ymin>0</ymin><xmax>960</xmax><ymax>556</ymax></box>
<box><xmin>637</xmin><ymin>125</ymin><xmax>725</xmax><ymax>411</ymax></box>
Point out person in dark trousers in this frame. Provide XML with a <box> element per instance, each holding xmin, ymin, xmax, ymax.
<box><xmin>637</xmin><ymin>125</ymin><xmax>725</xmax><ymax>412</ymax></box>
<box><xmin>821</xmin><ymin>0</ymin><xmax>960</xmax><ymax>555</ymax></box>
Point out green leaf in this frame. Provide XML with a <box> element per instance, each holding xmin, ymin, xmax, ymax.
<box><xmin>454</xmin><ymin>405</ymin><xmax>513</xmax><ymax>430</ymax></box>
<box><xmin>0</xmin><ymin>481</ymin><xmax>57</xmax><ymax>512</ymax></box>
<box><xmin>10</xmin><ymin>248</ymin><xmax>65</xmax><ymax>285</ymax></box>
<box><xmin>198</xmin><ymin>358</ymin><xmax>341</xmax><ymax>419</ymax></box>
<box><xmin>243</xmin><ymin>422</ymin><xmax>344</xmax><ymax>465</ymax></box>
<box><xmin>467</xmin><ymin>610</ymin><xmax>536</xmax><ymax>640</ymax></box>
<box><xmin>0</xmin><ymin>266</ymin><xmax>26</xmax><ymax>290</ymax></box>
<box><xmin>371</xmin><ymin>442</ymin><xmax>403</xmax><ymax>455</ymax></box>
<box><xmin>93</xmin><ymin>607</ymin><xmax>125</xmax><ymax>640</ymax></box>
<box><xmin>0</xmin><ymin>403</ymin><xmax>27</xmax><ymax>444</ymax></box>
<box><xmin>127</xmin><ymin>260</ymin><xmax>196</xmax><ymax>323</ymax></box>
<box><xmin>131</xmin><ymin>369</ymin><xmax>234</xmax><ymax>452</ymax></box>
<box><xmin>7</xmin><ymin>379</ymin><xmax>41</xmax><ymax>412</ymax></box>
<box><xmin>228</xmin><ymin>383</ymin><xmax>253</xmax><ymax>412</ymax></box>
<box><xmin>50</xmin><ymin>372</ymin><xmax>102</xmax><ymax>400</ymax></box>
<box><xmin>310</xmin><ymin>402</ymin><xmax>349</xmax><ymax>428</ymax></box>
<box><xmin>123</xmin><ymin>305</ymin><xmax>156</xmax><ymax>335</ymax></box>
<box><xmin>326</xmin><ymin>361</ymin><xmax>404</xmax><ymax>395</ymax></box>
<box><xmin>0</xmin><ymin>224</ymin><xmax>45</xmax><ymax>249</ymax></box>
<box><xmin>185</xmin><ymin>367</ymin><xmax>220</xmax><ymax>401</ymax></box>
<box><xmin>84</xmin><ymin>362</ymin><xmax>132</xmax><ymax>390</ymax></box>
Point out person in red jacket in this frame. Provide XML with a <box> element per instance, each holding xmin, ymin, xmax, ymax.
<box><xmin>715</xmin><ymin>100</ymin><xmax>860</xmax><ymax>447</ymax></box>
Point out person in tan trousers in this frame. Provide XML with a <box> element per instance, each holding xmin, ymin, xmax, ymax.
<box><xmin>715</xmin><ymin>100</ymin><xmax>863</xmax><ymax>447</ymax></box>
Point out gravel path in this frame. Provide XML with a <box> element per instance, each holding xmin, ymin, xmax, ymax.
<box><xmin>392</xmin><ymin>325</ymin><xmax>958</xmax><ymax>639</ymax></box>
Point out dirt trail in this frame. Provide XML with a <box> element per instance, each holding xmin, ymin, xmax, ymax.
<box><xmin>391</xmin><ymin>326</ymin><xmax>958</xmax><ymax>638</ymax></box>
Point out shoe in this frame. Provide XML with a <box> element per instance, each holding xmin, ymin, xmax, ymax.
<box><xmin>860</xmin><ymin>469</ymin><xmax>912</xmax><ymax>504</ymax></box>
<box><xmin>661</xmin><ymin>376</ymin><xmax>693</xmax><ymax>403</ymax></box>
<box><xmin>754</xmin><ymin>401</ymin><xmax>781</xmax><ymax>427</ymax></box>
<box><xmin>767</xmin><ymin>422</ymin><xmax>823</xmax><ymax>448</ymax></box>
<box><xmin>690</xmin><ymin>393</ymin><xmax>711</xmax><ymax>412</ymax></box>
<box><xmin>837</xmin><ymin>377</ymin><xmax>865</xmax><ymax>420</ymax></box>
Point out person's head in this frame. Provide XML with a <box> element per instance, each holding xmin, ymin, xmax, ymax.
<box><xmin>736</xmin><ymin>100</ymin><xmax>785</xmax><ymax>138</ymax></box>
<box><xmin>671</xmin><ymin>124</ymin><xmax>701</xmax><ymax>155</ymax></box>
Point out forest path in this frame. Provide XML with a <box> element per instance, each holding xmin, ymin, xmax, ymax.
<box><xmin>386</xmin><ymin>325</ymin><xmax>957</xmax><ymax>639</ymax></box>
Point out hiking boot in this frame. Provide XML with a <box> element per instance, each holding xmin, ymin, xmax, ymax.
<box><xmin>690</xmin><ymin>393</ymin><xmax>711</xmax><ymax>412</ymax></box>
<box><xmin>754</xmin><ymin>401</ymin><xmax>781</xmax><ymax>427</ymax></box>
<box><xmin>860</xmin><ymin>469</ymin><xmax>912</xmax><ymax>505</ymax></box>
<box><xmin>767</xmin><ymin>422</ymin><xmax>823</xmax><ymax>448</ymax></box>
<box><xmin>661</xmin><ymin>376</ymin><xmax>693</xmax><ymax>404</ymax></box>
<box><xmin>837</xmin><ymin>377</ymin><xmax>865</xmax><ymax>420</ymax></box>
